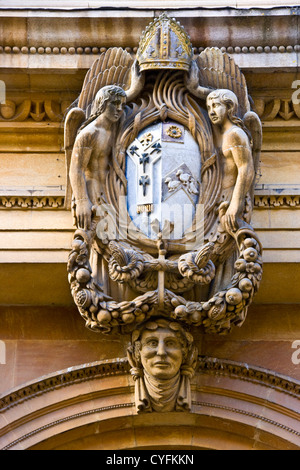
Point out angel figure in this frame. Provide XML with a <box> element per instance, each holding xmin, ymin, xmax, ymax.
<box><xmin>185</xmin><ymin>48</ymin><xmax>262</xmax><ymax>237</ymax></box>
<box><xmin>206</xmin><ymin>88</ymin><xmax>254</xmax><ymax>234</ymax></box>
<box><xmin>64</xmin><ymin>50</ymin><xmax>145</xmax><ymax>231</ymax></box>
<box><xmin>69</xmin><ymin>85</ymin><xmax>127</xmax><ymax>231</ymax></box>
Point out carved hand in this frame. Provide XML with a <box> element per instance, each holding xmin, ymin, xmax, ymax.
<box><xmin>126</xmin><ymin>59</ymin><xmax>145</xmax><ymax>102</ymax></box>
<box><xmin>185</xmin><ymin>60</ymin><xmax>199</xmax><ymax>92</ymax></box>
<box><xmin>76</xmin><ymin>198</ymin><xmax>93</xmax><ymax>231</ymax></box>
<box><xmin>185</xmin><ymin>60</ymin><xmax>212</xmax><ymax>99</ymax></box>
<box><xmin>224</xmin><ymin>203</ymin><xmax>240</xmax><ymax>233</ymax></box>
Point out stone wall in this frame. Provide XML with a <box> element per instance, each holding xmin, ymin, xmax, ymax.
<box><xmin>0</xmin><ymin>5</ymin><xmax>299</xmax><ymax>450</ymax></box>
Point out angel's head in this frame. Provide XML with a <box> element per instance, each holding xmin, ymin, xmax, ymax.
<box><xmin>91</xmin><ymin>85</ymin><xmax>127</xmax><ymax>122</ymax></box>
<box><xmin>207</xmin><ymin>89</ymin><xmax>239</xmax><ymax>126</ymax></box>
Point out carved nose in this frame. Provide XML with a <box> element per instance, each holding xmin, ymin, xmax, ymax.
<box><xmin>157</xmin><ymin>340</ymin><xmax>167</xmax><ymax>357</ymax></box>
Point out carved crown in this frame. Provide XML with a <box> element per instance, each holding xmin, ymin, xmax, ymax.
<box><xmin>137</xmin><ymin>14</ymin><xmax>193</xmax><ymax>72</ymax></box>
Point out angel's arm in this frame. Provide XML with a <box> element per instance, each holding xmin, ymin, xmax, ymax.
<box><xmin>125</xmin><ymin>60</ymin><xmax>145</xmax><ymax>103</ymax></box>
<box><xmin>224</xmin><ymin>130</ymin><xmax>254</xmax><ymax>232</ymax></box>
<box><xmin>185</xmin><ymin>60</ymin><xmax>212</xmax><ymax>100</ymax></box>
<box><xmin>69</xmin><ymin>133</ymin><xmax>93</xmax><ymax>230</ymax></box>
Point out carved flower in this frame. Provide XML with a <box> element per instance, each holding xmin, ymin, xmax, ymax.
<box><xmin>166</xmin><ymin>125</ymin><xmax>182</xmax><ymax>139</ymax></box>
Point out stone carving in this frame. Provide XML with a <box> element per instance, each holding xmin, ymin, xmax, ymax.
<box><xmin>1</xmin><ymin>43</ymin><xmax>299</xmax><ymax>57</ymax></box>
<box><xmin>253</xmin><ymin>97</ymin><xmax>300</xmax><ymax>121</ymax></box>
<box><xmin>0</xmin><ymin>195</ymin><xmax>64</xmax><ymax>209</ymax></box>
<box><xmin>65</xmin><ymin>14</ymin><xmax>263</xmax><ymax>412</ymax></box>
<box><xmin>127</xmin><ymin>318</ymin><xmax>197</xmax><ymax>413</ymax></box>
<box><xmin>254</xmin><ymin>194</ymin><xmax>300</xmax><ymax>208</ymax></box>
<box><xmin>0</xmin><ymin>98</ymin><xmax>71</xmax><ymax>122</ymax></box>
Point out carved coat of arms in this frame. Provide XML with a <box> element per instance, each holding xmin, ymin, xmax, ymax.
<box><xmin>64</xmin><ymin>14</ymin><xmax>263</xmax><ymax>413</ymax></box>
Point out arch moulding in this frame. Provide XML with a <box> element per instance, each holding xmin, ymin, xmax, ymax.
<box><xmin>0</xmin><ymin>357</ymin><xmax>299</xmax><ymax>450</ymax></box>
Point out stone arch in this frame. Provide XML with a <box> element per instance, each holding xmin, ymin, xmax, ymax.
<box><xmin>0</xmin><ymin>358</ymin><xmax>299</xmax><ymax>450</ymax></box>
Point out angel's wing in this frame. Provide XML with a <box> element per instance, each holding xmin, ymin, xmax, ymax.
<box><xmin>78</xmin><ymin>47</ymin><xmax>134</xmax><ymax>118</ymax></box>
<box><xmin>187</xmin><ymin>47</ymin><xmax>250</xmax><ymax>118</ymax></box>
<box><xmin>195</xmin><ymin>47</ymin><xmax>250</xmax><ymax>118</ymax></box>
<box><xmin>243</xmin><ymin>110</ymin><xmax>262</xmax><ymax>199</ymax></box>
<box><xmin>64</xmin><ymin>107</ymin><xmax>86</xmax><ymax>209</ymax></box>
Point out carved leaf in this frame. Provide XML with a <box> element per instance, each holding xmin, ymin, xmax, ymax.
<box><xmin>194</xmin><ymin>242</ymin><xmax>214</xmax><ymax>268</ymax></box>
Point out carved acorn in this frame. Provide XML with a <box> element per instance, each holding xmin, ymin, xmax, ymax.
<box><xmin>141</xmin><ymin>304</ymin><xmax>150</xmax><ymax>313</ymax></box>
<box><xmin>225</xmin><ymin>288</ymin><xmax>243</xmax><ymax>305</ymax></box>
<box><xmin>89</xmin><ymin>304</ymin><xmax>98</xmax><ymax>314</ymax></box>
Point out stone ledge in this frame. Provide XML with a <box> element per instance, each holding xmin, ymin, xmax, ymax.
<box><xmin>0</xmin><ymin>50</ymin><xmax>298</xmax><ymax>73</ymax></box>
<box><xmin>0</xmin><ymin>7</ymin><xmax>298</xmax><ymax>59</ymax></box>
<box><xmin>0</xmin><ymin>3</ymin><xmax>299</xmax><ymax>13</ymax></box>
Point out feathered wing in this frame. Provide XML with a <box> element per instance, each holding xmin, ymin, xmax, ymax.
<box><xmin>64</xmin><ymin>107</ymin><xmax>86</xmax><ymax>209</ymax></box>
<box><xmin>78</xmin><ymin>47</ymin><xmax>134</xmax><ymax>118</ymax></box>
<box><xmin>243</xmin><ymin>110</ymin><xmax>262</xmax><ymax>199</ymax></box>
<box><xmin>64</xmin><ymin>47</ymin><xmax>135</xmax><ymax>209</ymax></box>
<box><xmin>196</xmin><ymin>47</ymin><xmax>250</xmax><ymax>118</ymax></box>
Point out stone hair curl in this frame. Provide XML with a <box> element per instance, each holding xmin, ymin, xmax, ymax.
<box><xmin>131</xmin><ymin>318</ymin><xmax>194</xmax><ymax>364</ymax></box>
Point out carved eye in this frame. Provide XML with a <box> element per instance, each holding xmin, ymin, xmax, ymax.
<box><xmin>165</xmin><ymin>339</ymin><xmax>178</xmax><ymax>348</ymax></box>
<box><xmin>146</xmin><ymin>339</ymin><xmax>158</xmax><ymax>348</ymax></box>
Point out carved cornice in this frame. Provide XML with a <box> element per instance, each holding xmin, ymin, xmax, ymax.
<box><xmin>0</xmin><ymin>195</ymin><xmax>65</xmax><ymax>209</ymax></box>
<box><xmin>0</xmin><ymin>357</ymin><xmax>299</xmax><ymax>413</ymax></box>
<box><xmin>253</xmin><ymin>98</ymin><xmax>300</xmax><ymax>122</ymax></box>
<box><xmin>0</xmin><ymin>96</ymin><xmax>299</xmax><ymax>126</ymax></box>
<box><xmin>0</xmin><ymin>99</ymin><xmax>71</xmax><ymax>123</ymax></box>
<box><xmin>1</xmin><ymin>194</ymin><xmax>299</xmax><ymax>210</ymax></box>
<box><xmin>0</xmin><ymin>45</ymin><xmax>299</xmax><ymax>56</ymax></box>
<box><xmin>1</xmin><ymin>97</ymin><xmax>300</xmax><ymax>124</ymax></box>
<box><xmin>254</xmin><ymin>195</ymin><xmax>300</xmax><ymax>209</ymax></box>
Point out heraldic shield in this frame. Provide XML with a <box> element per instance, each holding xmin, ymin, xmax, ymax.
<box><xmin>126</xmin><ymin>121</ymin><xmax>201</xmax><ymax>241</ymax></box>
<box><xmin>65</xmin><ymin>14</ymin><xmax>263</xmax><ymax>338</ymax></box>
